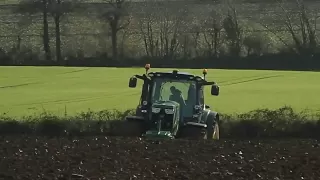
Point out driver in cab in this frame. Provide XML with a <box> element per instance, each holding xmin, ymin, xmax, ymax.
<box><xmin>169</xmin><ymin>86</ymin><xmax>186</xmax><ymax>107</ymax></box>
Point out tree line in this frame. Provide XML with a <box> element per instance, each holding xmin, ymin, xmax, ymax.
<box><xmin>0</xmin><ymin>0</ymin><xmax>319</xmax><ymax>70</ymax></box>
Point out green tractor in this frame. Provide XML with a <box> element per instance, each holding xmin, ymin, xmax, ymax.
<box><xmin>125</xmin><ymin>64</ymin><xmax>220</xmax><ymax>140</ymax></box>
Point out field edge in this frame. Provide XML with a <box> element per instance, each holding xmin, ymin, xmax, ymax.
<box><xmin>1</xmin><ymin>106</ymin><xmax>320</xmax><ymax>139</ymax></box>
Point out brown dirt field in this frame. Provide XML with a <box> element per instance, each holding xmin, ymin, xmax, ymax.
<box><xmin>0</xmin><ymin>136</ymin><xmax>320</xmax><ymax>180</ymax></box>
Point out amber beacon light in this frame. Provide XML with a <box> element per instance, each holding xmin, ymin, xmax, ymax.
<box><xmin>145</xmin><ymin>64</ymin><xmax>150</xmax><ymax>73</ymax></box>
<box><xmin>203</xmin><ymin>69</ymin><xmax>208</xmax><ymax>75</ymax></box>
<box><xmin>203</xmin><ymin>69</ymin><xmax>208</xmax><ymax>79</ymax></box>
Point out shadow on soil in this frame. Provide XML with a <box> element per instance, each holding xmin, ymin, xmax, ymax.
<box><xmin>0</xmin><ymin>106</ymin><xmax>320</xmax><ymax>139</ymax></box>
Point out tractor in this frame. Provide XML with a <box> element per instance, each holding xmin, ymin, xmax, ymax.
<box><xmin>125</xmin><ymin>64</ymin><xmax>220</xmax><ymax>140</ymax></box>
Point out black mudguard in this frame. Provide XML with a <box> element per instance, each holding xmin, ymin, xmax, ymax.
<box><xmin>201</xmin><ymin>109</ymin><xmax>219</xmax><ymax>124</ymax></box>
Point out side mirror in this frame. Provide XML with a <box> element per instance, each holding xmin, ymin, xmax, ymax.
<box><xmin>205</xmin><ymin>105</ymin><xmax>210</xmax><ymax>109</ymax></box>
<box><xmin>211</xmin><ymin>84</ymin><xmax>219</xmax><ymax>96</ymax></box>
<box><xmin>129</xmin><ymin>77</ymin><xmax>137</xmax><ymax>88</ymax></box>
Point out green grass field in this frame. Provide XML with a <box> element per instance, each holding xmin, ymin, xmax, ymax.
<box><xmin>0</xmin><ymin>66</ymin><xmax>319</xmax><ymax>117</ymax></box>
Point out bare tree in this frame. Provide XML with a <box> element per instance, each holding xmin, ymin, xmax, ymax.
<box><xmin>157</xmin><ymin>4</ymin><xmax>187</xmax><ymax>59</ymax></box>
<box><xmin>222</xmin><ymin>4</ymin><xmax>243</xmax><ymax>57</ymax></box>
<box><xmin>178</xmin><ymin>32</ymin><xmax>193</xmax><ymax>59</ymax></box>
<box><xmin>263</xmin><ymin>0</ymin><xmax>318</xmax><ymax>56</ymax></box>
<box><xmin>177</xmin><ymin>14</ymin><xmax>204</xmax><ymax>59</ymax></box>
<box><xmin>14</xmin><ymin>0</ymin><xmax>52</xmax><ymax>62</ymax></box>
<box><xmin>283</xmin><ymin>0</ymin><xmax>318</xmax><ymax>55</ymax></box>
<box><xmin>137</xmin><ymin>1</ymin><xmax>187</xmax><ymax>59</ymax></box>
<box><xmin>48</xmin><ymin>0</ymin><xmax>81</xmax><ymax>64</ymax></box>
<box><xmin>101</xmin><ymin>0</ymin><xmax>131</xmax><ymax>60</ymax></box>
<box><xmin>137</xmin><ymin>1</ymin><xmax>158</xmax><ymax>57</ymax></box>
<box><xmin>8</xmin><ymin>18</ymin><xmax>32</xmax><ymax>64</ymax></box>
<box><xmin>118</xmin><ymin>21</ymin><xmax>131</xmax><ymax>58</ymax></box>
<box><xmin>190</xmin><ymin>26</ymin><xmax>201</xmax><ymax>57</ymax></box>
<box><xmin>14</xmin><ymin>0</ymin><xmax>81</xmax><ymax>64</ymax></box>
<box><xmin>201</xmin><ymin>9</ymin><xmax>224</xmax><ymax>58</ymax></box>
<box><xmin>243</xmin><ymin>33</ymin><xmax>264</xmax><ymax>56</ymax></box>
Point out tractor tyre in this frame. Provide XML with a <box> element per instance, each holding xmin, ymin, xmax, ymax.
<box><xmin>205</xmin><ymin>115</ymin><xmax>220</xmax><ymax>140</ymax></box>
<box><xmin>212</xmin><ymin>123</ymin><xmax>220</xmax><ymax>140</ymax></box>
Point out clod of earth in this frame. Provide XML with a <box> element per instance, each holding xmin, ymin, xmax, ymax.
<box><xmin>0</xmin><ymin>136</ymin><xmax>319</xmax><ymax>180</ymax></box>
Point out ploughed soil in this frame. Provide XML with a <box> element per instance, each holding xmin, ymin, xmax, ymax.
<box><xmin>0</xmin><ymin>136</ymin><xmax>320</xmax><ymax>180</ymax></box>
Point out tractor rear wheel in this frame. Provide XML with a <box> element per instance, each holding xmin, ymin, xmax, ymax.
<box><xmin>212</xmin><ymin>123</ymin><xmax>220</xmax><ymax>140</ymax></box>
<box><xmin>205</xmin><ymin>116</ymin><xmax>220</xmax><ymax>140</ymax></box>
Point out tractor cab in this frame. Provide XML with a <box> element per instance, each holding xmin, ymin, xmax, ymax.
<box><xmin>126</xmin><ymin>64</ymin><xmax>220</xmax><ymax>140</ymax></box>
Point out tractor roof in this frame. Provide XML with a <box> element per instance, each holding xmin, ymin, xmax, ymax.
<box><xmin>140</xmin><ymin>65</ymin><xmax>211</xmax><ymax>83</ymax></box>
<box><xmin>147</xmin><ymin>70</ymin><xmax>204</xmax><ymax>81</ymax></box>
<box><xmin>149</xmin><ymin>71</ymin><xmax>193</xmax><ymax>76</ymax></box>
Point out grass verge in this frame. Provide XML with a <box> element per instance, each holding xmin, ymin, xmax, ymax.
<box><xmin>0</xmin><ymin>106</ymin><xmax>319</xmax><ymax>138</ymax></box>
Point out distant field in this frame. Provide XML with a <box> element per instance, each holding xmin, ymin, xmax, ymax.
<box><xmin>0</xmin><ymin>66</ymin><xmax>319</xmax><ymax>117</ymax></box>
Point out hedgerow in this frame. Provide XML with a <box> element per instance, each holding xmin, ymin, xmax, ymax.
<box><xmin>0</xmin><ymin>106</ymin><xmax>319</xmax><ymax>138</ymax></box>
